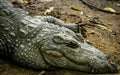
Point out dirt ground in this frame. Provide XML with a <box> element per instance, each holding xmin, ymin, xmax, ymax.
<box><xmin>0</xmin><ymin>0</ymin><xmax>120</xmax><ymax>75</ymax></box>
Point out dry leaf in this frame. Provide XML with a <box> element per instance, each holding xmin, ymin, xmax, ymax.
<box><xmin>44</xmin><ymin>7</ymin><xmax>54</xmax><ymax>15</ymax></box>
<box><xmin>40</xmin><ymin>0</ymin><xmax>52</xmax><ymax>2</ymax></box>
<box><xmin>103</xmin><ymin>7</ymin><xmax>116</xmax><ymax>12</ymax></box>
<box><xmin>70</xmin><ymin>6</ymin><xmax>81</xmax><ymax>11</ymax></box>
<box><xmin>16</xmin><ymin>0</ymin><xmax>30</xmax><ymax>3</ymax></box>
<box><xmin>96</xmin><ymin>24</ymin><xmax>112</xmax><ymax>32</ymax></box>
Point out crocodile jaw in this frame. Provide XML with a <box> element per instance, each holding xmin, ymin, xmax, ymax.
<box><xmin>40</xmin><ymin>38</ymin><xmax>118</xmax><ymax>73</ymax></box>
<box><xmin>42</xmin><ymin>46</ymin><xmax>118</xmax><ymax>73</ymax></box>
<box><xmin>62</xmin><ymin>47</ymin><xmax>118</xmax><ymax>73</ymax></box>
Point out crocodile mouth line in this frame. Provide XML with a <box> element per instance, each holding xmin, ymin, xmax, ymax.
<box><xmin>62</xmin><ymin>53</ymin><xmax>110</xmax><ymax>73</ymax></box>
<box><xmin>42</xmin><ymin>48</ymin><xmax>116</xmax><ymax>73</ymax></box>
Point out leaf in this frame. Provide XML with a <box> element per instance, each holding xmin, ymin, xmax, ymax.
<box><xmin>70</xmin><ymin>6</ymin><xmax>81</xmax><ymax>11</ymax></box>
<box><xmin>40</xmin><ymin>0</ymin><xmax>52</xmax><ymax>2</ymax></box>
<box><xmin>18</xmin><ymin>0</ymin><xmax>30</xmax><ymax>3</ymax></box>
<box><xmin>44</xmin><ymin>7</ymin><xmax>54</xmax><ymax>15</ymax></box>
<box><xmin>96</xmin><ymin>24</ymin><xmax>112</xmax><ymax>32</ymax></box>
<box><xmin>13</xmin><ymin>0</ymin><xmax>30</xmax><ymax>3</ymax></box>
<box><xmin>103</xmin><ymin>7</ymin><xmax>116</xmax><ymax>12</ymax></box>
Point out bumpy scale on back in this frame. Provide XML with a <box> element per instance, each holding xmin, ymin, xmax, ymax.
<box><xmin>0</xmin><ymin>0</ymin><xmax>118</xmax><ymax>73</ymax></box>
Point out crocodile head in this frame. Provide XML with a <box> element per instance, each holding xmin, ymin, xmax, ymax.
<box><xmin>40</xmin><ymin>28</ymin><xmax>118</xmax><ymax>73</ymax></box>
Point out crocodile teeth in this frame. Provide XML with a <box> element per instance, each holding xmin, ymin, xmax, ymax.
<box><xmin>92</xmin><ymin>69</ymin><xmax>95</xmax><ymax>72</ymax></box>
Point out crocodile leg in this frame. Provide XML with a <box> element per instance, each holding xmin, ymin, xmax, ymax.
<box><xmin>11</xmin><ymin>43</ymin><xmax>51</xmax><ymax>69</ymax></box>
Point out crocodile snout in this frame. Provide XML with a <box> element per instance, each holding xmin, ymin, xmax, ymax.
<box><xmin>75</xmin><ymin>42</ymin><xmax>118</xmax><ymax>73</ymax></box>
<box><xmin>92</xmin><ymin>62</ymin><xmax>118</xmax><ymax>73</ymax></box>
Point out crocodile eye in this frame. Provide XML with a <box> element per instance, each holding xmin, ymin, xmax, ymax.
<box><xmin>66</xmin><ymin>41</ymin><xmax>79</xmax><ymax>48</ymax></box>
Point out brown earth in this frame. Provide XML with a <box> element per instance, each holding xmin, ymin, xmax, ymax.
<box><xmin>0</xmin><ymin>0</ymin><xmax>120</xmax><ymax>75</ymax></box>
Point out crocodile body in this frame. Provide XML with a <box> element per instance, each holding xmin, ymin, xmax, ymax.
<box><xmin>0</xmin><ymin>0</ymin><xmax>118</xmax><ymax>73</ymax></box>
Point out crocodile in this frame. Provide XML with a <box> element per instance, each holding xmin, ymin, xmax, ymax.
<box><xmin>0</xmin><ymin>0</ymin><xmax>118</xmax><ymax>73</ymax></box>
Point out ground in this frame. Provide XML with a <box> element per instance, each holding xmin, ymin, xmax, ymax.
<box><xmin>0</xmin><ymin>0</ymin><xmax>120</xmax><ymax>75</ymax></box>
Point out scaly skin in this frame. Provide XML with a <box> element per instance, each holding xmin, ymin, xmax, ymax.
<box><xmin>0</xmin><ymin>0</ymin><xmax>118</xmax><ymax>73</ymax></box>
